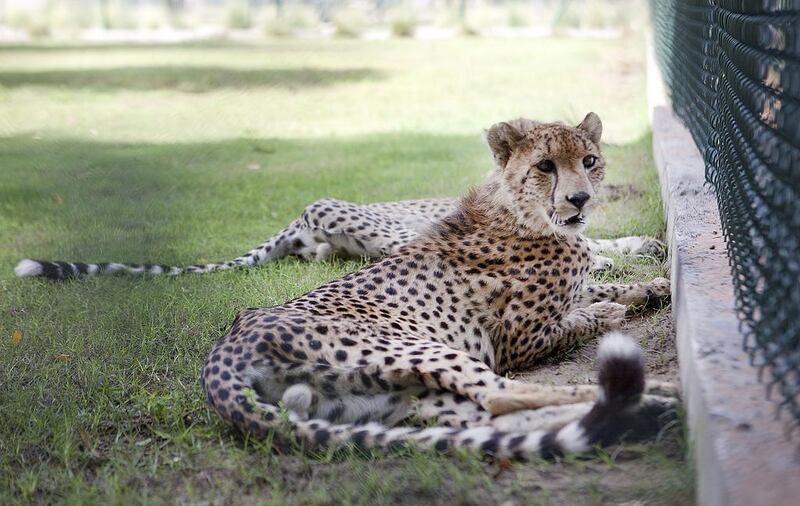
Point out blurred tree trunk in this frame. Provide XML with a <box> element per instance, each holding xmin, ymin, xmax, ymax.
<box><xmin>315</xmin><ymin>0</ymin><xmax>331</xmax><ymax>23</ymax></box>
<box><xmin>275</xmin><ymin>0</ymin><xmax>284</xmax><ymax>18</ymax></box>
<box><xmin>551</xmin><ymin>0</ymin><xmax>571</xmax><ymax>28</ymax></box>
<box><xmin>374</xmin><ymin>0</ymin><xmax>386</xmax><ymax>22</ymax></box>
<box><xmin>165</xmin><ymin>0</ymin><xmax>185</xmax><ymax>11</ymax></box>
<box><xmin>458</xmin><ymin>0</ymin><xmax>467</xmax><ymax>22</ymax></box>
<box><xmin>165</xmin><ymin>0</ymin><xmax>186</xmax><ymax>27</ymax></box>
<box><xmin>99</xmin><ymin>0</ymin><xmax>112</xmax><ymax>29</ymax></box>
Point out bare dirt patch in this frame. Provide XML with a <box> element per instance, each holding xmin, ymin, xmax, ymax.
<box><xmin>521</xmin><ymin>307</ymin><xmax>678</xmax><ymax>387</ymax></box>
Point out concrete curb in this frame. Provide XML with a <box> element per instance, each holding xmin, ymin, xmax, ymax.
<box><xmin>652</xmin><ymin>106</ymin><xmax>800</xmax><ymax>506</ymax></box>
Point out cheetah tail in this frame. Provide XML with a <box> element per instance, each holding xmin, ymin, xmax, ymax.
<box><xmin>204</xmin><ymin>333</ymin><xmax>674</xmax><ymax>459</ymax></box>
<box><xmin>14</xmin><ymin>259</ymin><xmax>185</xmax><ymax>281</ymax></box>
<box><xmin>536</xmin><ymin>332</ymin><xmax>675</xmax><ymax>458</ymax></box>
<box><xmin>14</xmin><ymin>221</ymin><xmax>304</xmax><ymax>281</ymax></box>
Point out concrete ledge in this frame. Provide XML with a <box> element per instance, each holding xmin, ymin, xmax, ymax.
<box><xmin>652</xmin><ymin>106</ymin><xmax>800</xmax><ymax>506</ymax></box>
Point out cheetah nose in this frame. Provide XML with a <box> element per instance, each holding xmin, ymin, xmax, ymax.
<box><xmin>566</xmin><ymin>192</ymin><xmax>591</xmax><ymax>209</ymax></box>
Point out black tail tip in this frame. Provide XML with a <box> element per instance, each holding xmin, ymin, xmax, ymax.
<box><xmin>597</xmin><ymin>332</ymin><xmax>645</xmax><ymax>404</ymax></box>
<box><xmin>573</xmin><ymin>333</ymin><xmax>677</xmax><ymax>450</ymax></box>
<box><xmin>541</xmin><ymin>334</ymin><xmax>678</xmax><ymax>459</ymax></box>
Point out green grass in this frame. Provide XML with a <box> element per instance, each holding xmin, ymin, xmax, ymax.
<box><xmin>0</xmin><ymin>38</ymin><xmax>692</xmax><ymax>504</ymax></box>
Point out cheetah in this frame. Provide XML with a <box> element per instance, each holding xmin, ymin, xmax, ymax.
<box><xmin>14</xmin><ymin>194</ymin><xmax>665</xmax><ymax>282</ymax></box>
<box><xmin>200</xmin><ymin>114</ymin><xmax>676</xmax><ymax>459</ymax></box>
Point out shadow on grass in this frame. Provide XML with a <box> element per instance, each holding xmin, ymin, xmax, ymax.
<box><xmin>0</xmin><ymin>132</ymin><xmax>657</xmax><ymax>266</ymax></box>
<box><xmin>0</xmin><ymin>132</ymin><xmax>485</xmax><ymax>266</ymax></box>
<box><xmin>0</xmin><ymin>66</ymin><xmax>383</xmax><ymax>92</ymax></box>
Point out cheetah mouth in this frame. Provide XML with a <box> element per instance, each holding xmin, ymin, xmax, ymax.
<box><xmin>550</xmin><ymin>211</ymin><xmax>585</xmax><ymax>228</ymax></box>
<box><xmin>547</xmin><ymin>209</ymin><xmax>587</xmax><ymax>229</ymax></box>
<box><xmin>563</xmin><ymin>214</ymin><xmax>585</xmax><ymax>226</ymax></box>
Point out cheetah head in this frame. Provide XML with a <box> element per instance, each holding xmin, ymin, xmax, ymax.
<box><xmin>485</xmin><ymin>112</ymin><xmax>605</xmax><ymax>236</ymax></box>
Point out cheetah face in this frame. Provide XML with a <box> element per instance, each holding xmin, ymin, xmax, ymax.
<box><xmin>486</xmin><ymin>112</ymin><xmax>605</xmax><ymax>236</ymax></box>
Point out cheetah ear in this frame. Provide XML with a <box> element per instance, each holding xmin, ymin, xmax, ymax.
<box><xmin>485</xmin><ymin>121</ymin><xmax>524</xmax><ymax>169</ymax></box>
<box><xmin>577</xmin><ymin>112</ymin><xmax>602</xmax><ymax>144</ymax></box>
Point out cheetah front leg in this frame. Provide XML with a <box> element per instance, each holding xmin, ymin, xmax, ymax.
<box><xmin>543</xmin><ymin>301</ymin><xmax>628</xmax><ymax>355</ymax></box>
<box><xmin>575</xmin><ymin>278</ymin><xmax>671</xmax><ymax>309</ymax></box>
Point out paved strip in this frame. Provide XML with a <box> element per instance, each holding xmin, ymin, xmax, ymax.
<box><xmin>652</xmin><ymin>105</ymin><xmax>800</xmax><ymax>506</ymax></box>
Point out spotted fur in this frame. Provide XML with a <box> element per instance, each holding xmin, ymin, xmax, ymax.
<box><xmin>200</xmin><ymin>114</ymin><xmax>676</xmax><ymax>459</ymax></box>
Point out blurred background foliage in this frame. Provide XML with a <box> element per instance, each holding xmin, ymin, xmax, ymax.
<box><xmin>0</xmin><ymin>0</ymin><xmax>646</xmax><ymax>41</ymax></box>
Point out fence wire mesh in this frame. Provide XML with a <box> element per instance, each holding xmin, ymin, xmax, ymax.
<box><xmin>650</xmin><ymin>0</ymin><xmax>800</xmax><ymax>426</ymax></box>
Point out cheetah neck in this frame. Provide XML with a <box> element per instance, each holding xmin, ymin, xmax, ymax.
<box><xmin>427</xmin><ymin>181</ymin><xmax>560</xmax><ymax>243</ymax></box>
<box><xmin>406</xmin><ymin>181</ymin><xmax>591</xmax><ymax>295</ymax></box>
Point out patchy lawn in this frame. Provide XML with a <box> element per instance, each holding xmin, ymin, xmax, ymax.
<box><xmin>0</xmin><ymin>37</ymin><xmax>692</xmax><ymax>505</ymax></box>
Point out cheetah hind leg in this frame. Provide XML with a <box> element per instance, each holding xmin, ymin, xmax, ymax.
<box><xmin>299</xmin><ymin>198</ymin><xmax>418</xmax><ymax>260</ymax></box>
<box><xmin>410</xmin><ymin>390</ymin><xmax>597</xmax><ymax>432</ymax></box>
<box><xmin>410</xmin><ymin>391</ymin><xmax>492</xmax><ymax>429</ymax></box>
<box><xmin>409</xmin><ymin>389</ymin><xmax>678</xmax><ymax>434</ymax></box>
<box><xmin>482</xmin><ymin>383</ymin><xmax>600</xmax><ymax>416</ymax></box>
<box><xmin>490</xmin><ymin>393</ymin><xmax>678</xmax><ymax>434</ymax></box>
<box><xmin>378</xmin><ymin>340</ymin><xmax>606</xmax><ymax>416</ymax></box>
<box><xmin>314</xmin><ymin>243</ymin><xmax>333</xmax><ymax>261</ymax></box>
<box><xmin>586</xmin><ymin>236</ymin><xmax>667</xmax><ymax>259</ymax></box>
<box><xmin>478</xmin><ymin>379</ymin><xmax>678</xmax><ymax>418</ymax></box>
<box><xmin>206</xmin><ymin>333</ymin><xmax>674</xmax><ymax>459</ymax></box>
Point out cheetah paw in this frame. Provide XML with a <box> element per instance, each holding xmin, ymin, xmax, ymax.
<box><xmin>641</xmin><ymin>277</ymin><xmax>671</xmax><ymax>309</ymax></box>
<box><xmin>635</xmin><ymin>237</ymin><xmax>667</xmax><ymax>259</ymax></box>
<box><xmin>644</xmin><ymin>380</ymin><xmax>681</xmax><ymax>398</ymax></box>
<box><xmin>646</xmin><ymin>277</ymin><xmax>671</xmax><ymax>298</ymax></box>
<box><xmin>587</xmin><ymin>301</ymin><xmax>627</xmax><ymax>331</ymax></box>
<box><xmin>315</xmin><ymin>243</ymin><xmax>333</xmax><ymax>261</ymax></box>
<box><xmin>590</xmin><ymin>255</ymin><xmax>614</xmax><ymax>272</ymax></box>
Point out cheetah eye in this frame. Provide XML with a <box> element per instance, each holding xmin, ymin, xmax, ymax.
<box><xmin>537</xmin><ymin>160</ymin><xmax>556</xmax><ymax>173</ymax></box>
<box><xmin>583</xmin><ymin>155</ymin><xmax>597</xmax><ymax>169</ymax></box>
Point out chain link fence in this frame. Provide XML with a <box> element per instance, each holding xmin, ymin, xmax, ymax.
<box><xmin>650</xmin><ymin>0</ymin><xmax>800</xmax><ymax>426</ymax></box>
